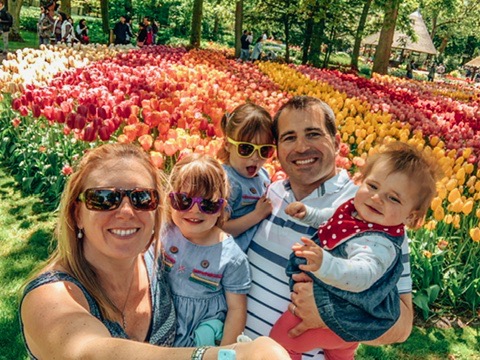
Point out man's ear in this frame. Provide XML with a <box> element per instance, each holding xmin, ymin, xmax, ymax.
<box><xmin>334</xmin><ymin>133</ymin><xmax>341</xmax><ymax>154</ymax></box>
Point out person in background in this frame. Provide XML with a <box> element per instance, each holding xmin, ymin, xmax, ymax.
<box><xmin>270</xmin><ymin>141</ymin><xmax>441</xmax><ymax>359</ymax></box>
<box><xmin>0</xmin><ymin>0</ymin><xmax>13</xmax><ymax>54</ymax></box>
<box><xmin>125</xmin><ymin>17</ymin><xmax>134</xmax><ymax>44</ymax></box>
<box><xmin>136</xmin><ymin>22</ymin><xmax>147</xmax><ymax>47</ymax></box>
<box><xmin>37</xmin><ymin>6</ymin><xmax>46</xmax><ymax>45</ymax></box>
<box><xmin>76</xmin><ymin>18</ymin><xmax>89</xmax><ymax>44</ymax></box>
<box><xmin>217</xmin><ymin>103</ymin><xmax>275</xmax><ymax>252</ymax></box>
<box><xmin>38</xmin><ymin>1</ymin><xmax>55</xmax><ymax>45</ymax></box>
<box><xmin>19</xmin><ymin>142</ymin><xmax>290</xmax><ymax>360</ymax></box>
<box><xmin>52</xmin><ymin>11</ymin><xmax>65</xmax><ymax>43</ymax></box>
<box><xmin>113</xmin><ymin>15</ymin><xmax>130</xmax><ymax>45</ymax></box>
<box><xmin>406</xmin><ymin>59</ymin><xmax>415</xmax><ymax>79</ymax></box>
<box><xmin>239</xmin><ymin>30</ymin><xmax>251</xmax><ymax>62</ymax></box>
<box><xmin>62</xmin><ymin>16</ymin><xmax>77</xmax><ymax>44</ymax></box>
<box><xmin>163</xmin><ymin>154</ymin><xmax>251</xmax><ymax>347</ymax></box>
<box><xmin>142</xmin><ymin>16</ymin><xmax>153</xmax><ymax>45</ymax></box>
<box><xmin>244</xmin><ymin>96</ymin><xmax>415</xmax><ymax>359</ymax></box>
<box><xmin>251</xmin><ymin>36</ymin><xmax>264</xmax><ymax>62</ymax></box>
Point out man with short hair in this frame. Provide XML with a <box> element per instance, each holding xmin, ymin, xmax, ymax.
<box><xmin>113</xmin><ymin>15</ymin><xmax>129</xmax><ymax>45</ymax></box>
<box><xmin>245</xmin><ymin>96</ymin><xmax>414</xmax><ymax>359</ymax></box>
<box><xmin>0</xmin><ymin>0</ymin><xmax>13</xmax><ymax>54</ymax></box>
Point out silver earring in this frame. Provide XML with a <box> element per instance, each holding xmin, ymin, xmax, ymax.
<box><xmin>77</xmin><ymin>229</ymin><xmax>83</xmax><ymax>239</ymax></box>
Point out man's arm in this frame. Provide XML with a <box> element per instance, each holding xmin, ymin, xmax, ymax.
<box><xmin>362</xmin><ymin>293</ymin><xmax>413</xmax><ymax>345</ymax></box>
<box><xmin>288</xmin><ymin>275</ymin><xmax>413</xmax><ymax>344</ymax></box>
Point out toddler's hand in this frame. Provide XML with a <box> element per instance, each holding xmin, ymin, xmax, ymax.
<box><xmin>285</xmin><ymin>201</ymin><xmax>307</xmax><ymax>219</ymax></box>
<box><xmin>255</xmin><ymin>195</ymin><xmax>272</xmax><ymax>219</ymax></box>
<box><xmin>292</xmin><ymin>237</ymin><xmax>323</xmax><ymax>272</ymax></box>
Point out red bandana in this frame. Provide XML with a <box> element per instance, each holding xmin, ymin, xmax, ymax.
<box><xmin>318</xmin><ymin>199</ymin><xmax>405</xmax><ymax>250</ymax></box>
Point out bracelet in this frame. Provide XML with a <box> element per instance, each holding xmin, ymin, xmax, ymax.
<box><xmin>191</xmin><ymin>346</ymin><xmax>211</xmax><ymax>360</ymax></box>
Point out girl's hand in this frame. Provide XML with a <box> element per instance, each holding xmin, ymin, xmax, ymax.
<box><xmin>285</xmin><ymin>202</ymin><xmax>306</xmax><ymax>219</ymax></box>
<box><xmin>292</xmin><ymin>237</ymin><xmax>323</xmax><ymax>272</ymax></box>
<box><xmin>254</xmin><ymin>195</ymin><xmax>272</xmax><ymax>219</ymax></box>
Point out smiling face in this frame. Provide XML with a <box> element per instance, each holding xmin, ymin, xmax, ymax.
<box><xmin>226</xmin><ymin>133</ymin><xmax>271</xmax><ymax>178</ymax></box>
<box><xmin>276</xmin><ymin>107</ymin><xmax>339</xmax><ymax>200</ymax></box>
<box><xmin>75</xmin><ymin>157</ymin><xmax>156</xmax><ymax>264</ymax></box>
<box><xmin>354</xmin><ymin>160</ymin><xmax>419</xmax><ymax>227</ymax></box>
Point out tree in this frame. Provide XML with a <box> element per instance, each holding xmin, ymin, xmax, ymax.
<box><xmin>60</xmin><ymin>0</ymin><xmax>72</xmax><ymax>16</ymax></box>
<box><xmin>372</xmin><ymin>0</ymin><xmax>400</xmax><ymax>75</ymax></box>
<box><xmin>100</xmin><ymin>0</ymin><xmax>109</xmax><ymax>35</ymax></box>
<box><xmin>351</xmin><ymin>0</ymin><xmax>373</xmax><ymax>70</ymax></box>
<box><xmin>190</xmin><ymin>0</ymin><xmax>203</xmax><ymax>48</ymax></box>
<box><xmin>7</xmin><ymin>0</ymin><xmax>24</xmax><ymax>42</ymax></box>
<box><xmin>234</xmin><ymin>0</ymin><xmax>243</xmax><ymax>57</ymax></box>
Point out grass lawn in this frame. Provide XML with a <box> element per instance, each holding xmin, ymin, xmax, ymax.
<box><xmin>2</xmin><ymin>31</ymin><xmax>39</xmax><ymax>53</ymax></box>
<box><xmin>0</xmin><ymin>166</ymin><xmax>478</xmax><ymax>359</ymax></box>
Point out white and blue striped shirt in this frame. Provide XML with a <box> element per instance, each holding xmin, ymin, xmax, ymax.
<box><xmin>245</xmin><ymin>170</ymin><xmax>412</xmax><ymax>359</ymax></box>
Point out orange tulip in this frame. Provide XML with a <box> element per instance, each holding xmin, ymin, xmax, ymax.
<box><xmin>469</xmin><ymin>227</ymin><xmax>480</xmax><ymax>242</ymax></box>
<box><xmin>149</xmin><ymin>151</ymin><xmax>164</xmax><ymax>169</ymax></box>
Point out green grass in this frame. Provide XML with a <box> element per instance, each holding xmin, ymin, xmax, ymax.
<box><xmin>0</xmin><ymin>168</ymin><xmax>55</xmax><ymax>359</ymax></box>
<box><xmin>0</xmin><ymin>166</ymin><xmax>478</xmax><ymax>359</ymax></box>
<box><xmin>2</xmin><ymin>31</ymin><xmax>39</xmax><ymax>53</ymax></box>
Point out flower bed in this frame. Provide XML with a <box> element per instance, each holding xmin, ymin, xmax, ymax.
<box><xmin>0</xmin><ymin>45</ymin><xmax>478</xmax><ymax>319</ymax></box>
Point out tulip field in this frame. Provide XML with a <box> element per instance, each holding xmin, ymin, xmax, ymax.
<box><xmin>0</xmin><ymin>43</ymin><xmax>479</xmax><ymax>321</ymax></box>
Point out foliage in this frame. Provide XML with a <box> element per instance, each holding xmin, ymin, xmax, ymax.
<box><xmin>0</xmin><ymin>96</ymin><xmax>91</xmax><ymax>210</ymax></box>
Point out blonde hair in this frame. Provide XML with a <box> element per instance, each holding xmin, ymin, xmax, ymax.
<box><xmin>167</xmin><ymin>154</ymin><xmax>229</xmax><ymax>227</ymax></box>
<box><xmin>26</xmin><ymin>143</ymin><xmax>167</xmax><ymax>321</ymax></box>
<box><xmin>359</xmin><ymin>142</ymin><xmax>442</xmax><ymax>228</ymax></box>
<box><xmin>217</xmin><ymin>103</ymin><xmax>274</xmax><ymax>164</ymax></box>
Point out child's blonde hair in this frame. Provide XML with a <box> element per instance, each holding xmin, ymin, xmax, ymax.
<box><xmin>168</xmin><ymin>153</ymin><xmax>230</xmax><ymax>226</ymax></box>
<box><xmin>358</xmin><ymin>142</ymin><xmax>442</xmax><ymax>228</ymax></box>
<box><xmin>217</xmin><ymin>103</ymin><xmax>274</xmax><ymax>164</ymax></box>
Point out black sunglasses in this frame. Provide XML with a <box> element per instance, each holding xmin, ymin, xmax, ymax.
<box><xmin>78</xmin><ymin>188</ymin><xmax>160</xmax><ymax>211</ymax></box>
<box><xmin>169</xmin><ymin>192</ymin><xmax>224</xmax><ymax>215</ymax></box>
<box><xmin>227</xmin><ymin>137</ymin><xmax>276</xmax><ymax>159</ymax></box>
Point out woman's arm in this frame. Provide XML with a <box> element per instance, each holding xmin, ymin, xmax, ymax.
<box><xmin>220</xmin><ymin>292</ymin><xmax>247</xmax><ymax>345</ymax></box>
<box><xmin>22</xmin><ymin>281</ymin><xmax>289</xmax><ymax>359</ymax></box>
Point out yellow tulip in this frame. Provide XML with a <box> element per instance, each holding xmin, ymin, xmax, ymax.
<box><xmin>464</xmin><ymin>163</ymin><xmax>474</xmax><ymax>175</ymax></box>
<box><xmin>463</xmin><ymin>148</ymin><xmax>472</xmax><ymax>158</ymax></box>
<box><xmin>430</xmin><ymin>136</ymin><xmax>440</xmax><ymax>146</ymax></box>
<box><xmin>430</xmin><ymin>197</ymin><xmax>443</xmax><ymax>211</ymax></box>
<box><xmin>447</xmin><ymin>188</ymin><xmax>461</xmax><ymax>203</ymax></box>
<box><xmin>476</xmin><ymin>208</ymin><xmax>480</xmax><ymax>219</ymax></box>
<box><xmin>452</xmin><ymin>214</ymin><xmax>461</xmax><ymax>229</ymax></box>
<box><xmin>469</xmin><ymin>227</ymin><xmax>480</xmax><ymax>242</ymax></box>
<box><xmin>444</xmin><ymin>214</ymin><xmax>453</xmax><ymax>224</ymax></box>
<box><xmin>433</xmin><ymin>206</ymin><xmax>445</xmax><ymax>221</ymax></box>
<box><xmin>456</xmin><ymin>168</ymin><xmax>466</xmax><ymax>181</ymax></box>
<box><xmin>462</xmin><ymin>200</ymin><xmax>474</xmax><ymax>215</ymax></box>
<box><xmin>424</xmin><ymin>220</ymin><xmax>437</xmax><ymax>231</ymax></box>
<box><xmin>449</xmin><ymin>198</ymin><xmax>463</xmax><ymax>213</ymax></box>
<box><xmin>445</xmin><ymin>179</ymin><xmax>458</xmax><ymax>192</ymax></box>
<box><xmin>466</xmin><ymin>176</ymin><xmax>476</xmax><ymax>188</ymax></box>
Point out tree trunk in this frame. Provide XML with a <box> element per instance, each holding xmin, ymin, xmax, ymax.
<box><xmin>60</xmin><ymin>0</ymin><xmax>71</xmax><ymax>16</ymax></box>
<box><xmin>310</xmin><ymin>18</ymin><xmax>325</xmax><ymax>67</ymax></box>
<box><xmin>190</xmin><ymin>0</ymin><xmax>203</xmax><ymax>48</ymax></box>
<box><xmin>302</xmin><ymin>12</ymin><xmax>315</xmax><ymax>64</ymax></box>
<box><xmin>100</xmin><ymin>0</ymin><xmax>109</xmax><ymax>34</ymax></box>
<box><xmin>372</xmin><ymin>0</ymin><xmax>399</xmax><ymax>75</ymax></box>
<box><xmin>438</xmin><ymin>36</ymin><xmax>448</xmax><ymax>54</ymax></box>
<box><xmin>234</xmin><ymin>0</ymin><xmax>243</xmax><ymax>57</ymax></box>
<box><xmin>7</xmin><ymin>0</ymin><xmax>24</xmax><ymax>42</ymax></box>
<box><xmin>284</xmin><ymin>14</ymin><xmax>290</xmax><ymax>63</ymax></box>
<box><xmin>351</xmin><ymin>0</ymin><xmax>373</xmax><ymax>71</ymax></box>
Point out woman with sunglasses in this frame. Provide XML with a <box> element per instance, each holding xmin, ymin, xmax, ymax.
<box><xmin>163</xmin><ymin>153</ymin><xmax>251</xmax><ymax>349</ymax></box>
<box><xmin>19</xmin><ymin>143</ymin><xmax>289</xmax><ymax>360</ymax></box>
<box><xmin>217</xmin><ymin>103</ymin><xmax>276</xmax><ymax>252</ymax></box>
